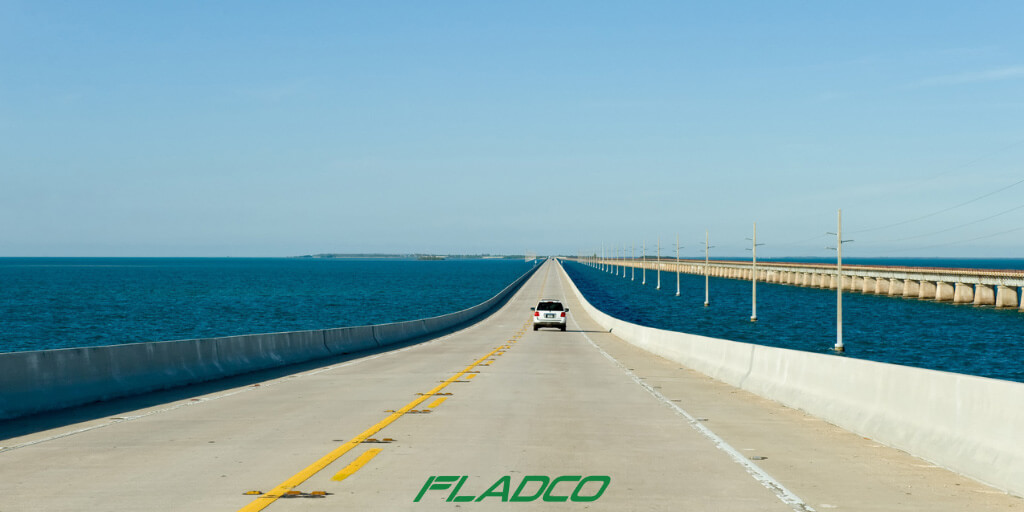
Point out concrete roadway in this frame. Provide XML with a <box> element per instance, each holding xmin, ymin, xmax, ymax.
<box><xmin>0</xmin><ymin>259</ymin><xmax>1020</xmax><ymax>511</ymax></box>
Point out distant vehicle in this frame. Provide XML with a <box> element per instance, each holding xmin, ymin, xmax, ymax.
<box><xmin>532</xmin><ymin>299</ymin><xmax>568</xmax><ymax>331</ymax></box>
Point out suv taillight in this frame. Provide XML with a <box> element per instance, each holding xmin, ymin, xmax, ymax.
<box><xmin>534</xmin><ymin>312</ymin><xmax>539</xmax><ymax>316</ymax></box>
<box><xmin>560</xmin><ymin>312</ymin><xmax>566</xmax><ymax>317</ymax></box>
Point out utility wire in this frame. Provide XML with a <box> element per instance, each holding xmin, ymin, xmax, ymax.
<box><xmin>859</xmin><ymin>203</ymin><xmax>1024</xmax><ymax>244</ymax></box>
<box><xmin>849</xmin><ymin>137</ymin><xmax>1024</xmax><ymax>234</ymax></box>
<box><xmin>851</xmin><ymin>176</ymin><xmax>1024</xmax><ymax>234</ymax></box>
<box><xmin>877</xmin><ymin>225</ymin><xmax>1024</xmax><ymax>253</ymax></box>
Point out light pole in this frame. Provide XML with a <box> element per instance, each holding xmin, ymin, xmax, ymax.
<box><xmin>642</xmin><ymin>240</ymin><xmax>647</xmax><ymax>285</ymax></box>
<box><xmin>631</xmin><ymin>244</ymin><xmax>635</xmax><ymax>281</ymax></box>
<box><xmin>675</xmin><ymin>233</ymin><xmax>682</xmax><ymax>296</ymax></box>
<box><xmin>747</xmin><ymin>223</ymin><xmax>764</xmax><ymax>322</ymax></box>
<box><xmin>614</xmin><ymin>244</ymin><xmax>619</xmax><ymax>276</ymax></box>
<box><xmin>828</xmin><ymin>209</ymin><xmax>853</xmax><ymax>353</ymax></box>
<box><xmin>656</xmin><ymin>237</ymin><xmax>661</xmax><ymax>290</ymax></box>
<box><xmin>622</xmin><ymin>243</ymin><xmax>627</xmax><ymax>279</ymax></box>
<box><xmin>703</xmin><ymin>231</ymin><xmax>714</xmax><ymax>307</ymax></box>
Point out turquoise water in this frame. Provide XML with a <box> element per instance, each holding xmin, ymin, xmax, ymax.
<box><xmin>0</xmin><ymin>258</ymin><xmax>535</xmax><ymax>353</ymax></box>
<box><xmin>563</xmin><ymin>259</ymin><xmax>1024</xmax><ymax>383</ymax></box>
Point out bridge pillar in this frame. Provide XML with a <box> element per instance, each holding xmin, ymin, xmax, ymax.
<box><xmin>861</xmin><ymin>277</ymin><xmax>875</xmax><ymax>293</ymax></box>
<box><xmin>903</xmin><ymin>279</ymin><xmax>920</xmax><ymax>298</ymax></box>
<box><xmin>973</xmin><ymin>285</ymin><xmax>995</xmax><ymax>306</ymax></box>
<box><xmin>953</xmin><ymin>282</ymin><xmax>974</xmax><ymax>304</ymax></box>
<box><xmin>995</xmin><ymin>286</ymin><xmax>1019</xmax><ymax>308</ymax></box>
<box><xmin>888</xmin><ymin>279</ymin><xmax>904</xmax><ymax>296</ymax></box>
<box><xmin>786</xmin><ymin>272</ymin><xmax>796</xmax><ymax>284</ymax></box>
<box><xmin>828</xmin><ymin>275</ymin><xmax>838</xmax><ymax>289</ymax></box>
<box><xmin>935</xmin><ymin>282</ymin><xmax>954</xmax><ymax>301</ymax></box>
<box><xmin>850</xmin><ymin>276</ymin><xmax>862</xmax><ymax>291</ymax></box>
<box><xmin>801</xmin><ymin>273</ymin><xmax>812</xmax><ymax>287</ymax></box>
<box><xmin>875</xmin><ymin>278</ymin><xmax>889</xmax><ymax>295</ymax></box>
<box><xmin>918</xmin><ymin>281</ymin><xmax>936</xmax><ymax>299</ymax></box>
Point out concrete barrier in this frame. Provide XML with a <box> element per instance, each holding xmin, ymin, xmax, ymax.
<box><xmin>324</xmin><ymin>325</ymin><xmax>377</xmax><ymax>355</ymax></box>
<box><xmin>560</xmin><ymin>261</ymin><xmax>1024</xmax><ymax>497</ymax></box>
<box><xmin>0</xmin><ymin>263</ymin><xmax>539</xmax><ymax>420</ymax></box>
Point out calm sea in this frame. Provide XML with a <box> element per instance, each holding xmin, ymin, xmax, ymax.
<box><xmin>0</xmin><ymin>258</ymin><xmax>535</xmax><ymax>353</ymax></box>
<box><xmin>563</xmin><ymin>258</ymin><xmax>1024</xmax><ymax>383</ymax></box>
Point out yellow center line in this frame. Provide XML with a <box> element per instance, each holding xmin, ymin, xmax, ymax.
<box><xmin>238</xmin><ymin>344</ymin><xmax>506</xmax><ymax>512</ymax></box>
<box><xmin>330</xmin><ymin>448</ymin><xmax>382</xmax><ymax>481</ymax></box>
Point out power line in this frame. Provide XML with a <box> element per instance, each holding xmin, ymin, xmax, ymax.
<box><xmin>877</xmin><ymin>225</ymin><xmax>1024</xmax><ymax>253</ymax></box>
<box><xmin>865</xmin><ymin>203</ymin><xmax>1024</xmax><ymax>244</ymax></box>
<box><xmin>851</xmin><ymin>176</ymin><xmax>1024</xmax><ymax>234</ymax></box>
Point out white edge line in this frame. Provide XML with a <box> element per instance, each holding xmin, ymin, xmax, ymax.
<box><xmin>572</xmin><ymin>316</ymin><xmax>815</xmax><ymax>512</ymax></box>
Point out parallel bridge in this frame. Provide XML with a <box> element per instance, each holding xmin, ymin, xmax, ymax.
<box><xmin>578</xmin><ymin>257</ymin><xmax>1024</xmax><ymax>309</ymax></box>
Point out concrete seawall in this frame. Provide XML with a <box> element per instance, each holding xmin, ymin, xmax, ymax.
<box><xmin>0</xmin><ymin>264</ymin><xmax>538</xmax><ymax>420</ymax></box>
<box><xmin>559</xmin><ymin>260</ymin><xmax>1024</xmax><ymax>497</ymax></box>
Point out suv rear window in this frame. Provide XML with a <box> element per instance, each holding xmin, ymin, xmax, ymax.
<box><xmin>537</xmin><ymin>302</ymin><xmax>564</xmax><ymax>311</ymax></box>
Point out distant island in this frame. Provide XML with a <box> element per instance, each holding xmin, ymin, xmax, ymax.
<box><xmin>293</xmin><ymin>253</ymin><xmax>531</xmax><ymax>260</ymax></box>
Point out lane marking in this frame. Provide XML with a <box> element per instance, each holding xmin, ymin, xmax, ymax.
<box><xmin>427</xmin><ymin>397</ymin><xmax>448</xmax><ymax>409</ymax></box>
<box><xmin>466</xmin><ymin>374</ymin><xmax>477</xmax><ymax>380</ymax></box>
<box><xmin>5</xmin><ymin>263</ymin><xmax>558</xmax><ymax>454</ymax></box>
<box><xmin>330</xmin><ymin>449</ymin><xmax>382</xmax><ymax>482</ymax></box>
<box><xmin>0</xmin><ymin>311</ymin><xmax>499</xmax><ymax>454</ymax></box>
<box><xmin>238</xmin><ymin>342</ymin><xmax>509</xmax><ymax>512</ymax></box>
<box><xmin>569</xmin><ymin>313</ymin><xmax>815</xmax><ymax>512</ymax></box>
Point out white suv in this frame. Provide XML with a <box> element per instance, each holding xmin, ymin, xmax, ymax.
<box><xmin>532</xmin><ymin>299</ymin><xmax>568</xmax><ymax>331</ymax></box>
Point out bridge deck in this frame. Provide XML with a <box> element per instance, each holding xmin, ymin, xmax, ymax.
<box><xmin>1</xmin><ymin>260</ymin><xmax>1019</xmax><ymax>511</ymax></box>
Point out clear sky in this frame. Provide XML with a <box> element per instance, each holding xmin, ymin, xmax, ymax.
<box><xmin>2</xmin><ymin>1</ymin><xmax>1022</xmax><ymax>258</ymax></box>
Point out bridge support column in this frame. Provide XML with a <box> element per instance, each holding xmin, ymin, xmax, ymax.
<box><xmin>850</xmin><ymin>276</ymin><xmax>862</xmax><ymax>291</ymax></box>
<box><xmin>902</xmin><ymin>279</ymin><xmax>919</xmax><ymax>298</ymax></box>
<box><xmin>875</xmin><ymin>278</ymin><xmax>889</xmax><ymax>295</ymax></box>
<box><xmin>888</xmin><ymin>279</ymin><xmax>903</xmax><ymax>296</ymax></box>
<box><xmin>801</xmin><ymin>273</ymin><xmax>812</xmax><ymax>287</ymax></box>
<box><xmin>995</xmin><ymin>286</ymin><xmax>1019</xmax><ymax>308</ymax></box>
<box><xmin>973</xmin><ymin>285</ymin><xmax>995</xmax><ymax>306</ymax></box>
<box><xmin>861</xmin><ymin>277</ymin><xmax>875</xmax><ymax>293</ymax></box>
<box><xmin>828</xmin><ymin>275</ymin><xmax>838</xmax><ymax>289</ymax></box>
<box><xmin>953</xmin><ymin>282</ymin><xmax>974</xmax><ymax>304</ymax></box>
<box><xmin>935</xmin><ymin>282</ymin><xmax>954</xmax><ymax>301</ymax></box>
<box><xmin>918</xmin><ymin>281</ymin><xmax>936</xmax><ymax>299</ymax></box>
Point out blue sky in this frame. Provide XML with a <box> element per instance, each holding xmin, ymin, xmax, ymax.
<box><xmin>1</xmin><ymin>1</ymin><xmax>1022</xmax><ymax>257</ymax></box>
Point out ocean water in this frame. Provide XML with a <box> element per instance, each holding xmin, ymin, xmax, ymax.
<box><xmin>0</xmin><ymin>258</ymin><xmax>535</xmax><ymax>353</ymax></box>
<box><xmin>563</xmin><ymin>259</ymin><xmax>1024</xmax><ymax>383</ymax></box>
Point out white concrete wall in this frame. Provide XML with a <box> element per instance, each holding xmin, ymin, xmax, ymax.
<box><xmin>560</xmin><ymin>261</ymin><xmax>1024</xmax><ymax>498</ymax></box>
<box><xmin>0</xmin><ymin>264</ymin><xmax>539</xmax><ymax>420</ymax></box>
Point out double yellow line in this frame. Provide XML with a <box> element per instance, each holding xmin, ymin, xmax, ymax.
<box><xmin>239</xmin><ymin>261</ymin><xmax>550</xmax><ymax>512</ymax></box>
<box><xmin>238</xmin><ymin>344</ymin><xmax>508</xmax><ymax>512</ymax></box>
